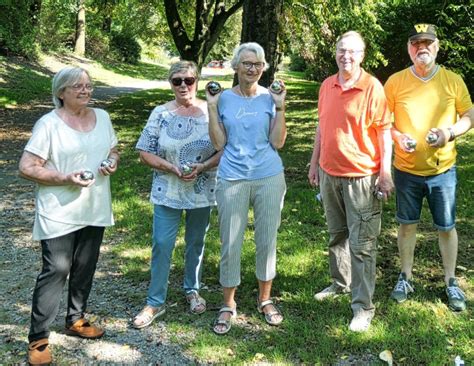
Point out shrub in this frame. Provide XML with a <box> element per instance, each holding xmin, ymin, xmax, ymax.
<box><xmin>109</xmin><ymin>31</ymin><xmax>141</xmax><ymax>64</ymax></box>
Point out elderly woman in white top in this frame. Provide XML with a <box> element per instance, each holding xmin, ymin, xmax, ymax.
<box><xmin>19</xmin><ymin>67</ymin><xmax>119</xmax><ymax>365</ymax></box>
<box><xmin>207</xmin><ymin>42</ymin><xmax>287</xmax><ymax>334</ymax></box>
<box><xmin>133</xmin><ymin>61</ymin><xmax>221</xmax><ymax>329</ymax></box>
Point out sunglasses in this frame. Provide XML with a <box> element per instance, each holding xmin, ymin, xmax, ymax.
<box><xmin>170</xmin><ymin>77</ymin><xmax>196</xmax><ymax>86</ymax></box>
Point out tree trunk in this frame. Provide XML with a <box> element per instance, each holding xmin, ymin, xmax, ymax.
<box><xmin>240</xmin><ymin>0</ymin><xmax>284</xmax><ymax>87</ymax></box>
<box><xmin>74</xmin><ymin>0</ymin><xmax>86</xmax><ymax>56</ymax></box>
<box><xmin>164</xmin><ymin>0</ymin><xmax>245</xmax><ymax>70</ymax></box>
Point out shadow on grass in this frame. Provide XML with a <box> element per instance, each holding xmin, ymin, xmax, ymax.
<box><xmin>99</xmin><ymin>74</ymin><xmax>473</xmax><ymax>364</ymax></box>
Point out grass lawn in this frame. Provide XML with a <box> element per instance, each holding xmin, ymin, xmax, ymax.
<box><xmin>105</xmin><ymin>70</ymin><xmax>473</xmax><ymax>364</ymax></box>
<box><xmin>1</xmin><ymin>55</ymin><xmax>472</xmax><ymax>364</ymax></box>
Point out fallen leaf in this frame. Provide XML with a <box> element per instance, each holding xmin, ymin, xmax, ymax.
<box><xmin>379</xmin><ymin>350</ymin><xmax>393</xmax><ymax>366</ymax></box>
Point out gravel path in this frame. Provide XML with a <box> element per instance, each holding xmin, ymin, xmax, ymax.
<box><xmin>0</xmin><ymin>86</ymin><xmax>201</xmax><ymax>364</ymax></box>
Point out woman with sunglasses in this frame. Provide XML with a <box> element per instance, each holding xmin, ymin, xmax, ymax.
<box><xmin>206</xmin><ymin>42</ymin><xmax>287</xmax><ymax>335</ymax></box>
<box><xmin>133</xmin><ymin>61</ymin><xmax>221</xmax><ymax>329</ymax></box>
<box><xmin>19</xmin><ymin>66</ymin><xmax>119</xmax><ymax>365</ymax></box>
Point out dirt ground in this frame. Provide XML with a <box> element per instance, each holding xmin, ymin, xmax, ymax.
<box><xmin>0</xmin><ymin>77</ymin><xmax>201</xmax><ymax>363</ymax></box>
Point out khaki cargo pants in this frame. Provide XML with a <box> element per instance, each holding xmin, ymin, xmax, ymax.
<box><xmin>319</xmin><ymin>168</ymin><xmax>382</xmax><ymax>314</ymax></box>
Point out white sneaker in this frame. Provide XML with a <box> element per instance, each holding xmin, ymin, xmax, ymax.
<box><xmin>314</xmin><ymin>283</ymin><xmax>350</xmax><ymax>301</ymax></box>
<box><xmin>349</xmin><ymin>311</ymin><xmax>374</xmax><ymax>332</ymax></box>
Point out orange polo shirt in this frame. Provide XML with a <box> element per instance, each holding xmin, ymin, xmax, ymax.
<box><xmin>318</xmin><ymin>70</ymin><xmax>391</xmax><ymax>177</ymax></box>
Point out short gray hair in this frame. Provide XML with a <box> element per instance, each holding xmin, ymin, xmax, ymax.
<box><xmin>52</xmin><ymin>67</ymin><xmax>91</xmax><ymax>108</ymax></box>
<box><xmin>336</xmin><ymin>31</ymin><xmax>366</xmax><ymax>51</ymax></box>
<box><xmin>168</xmin><ymin>61</ymin><xmax>199</xmax><ymax>81</ymax></box>
<box><xmin>230</xmin><ymin>42</ymin><xmax>268</xmax><ymax>70</ymax></box>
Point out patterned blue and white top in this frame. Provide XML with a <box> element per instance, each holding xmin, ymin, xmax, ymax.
<box><xmin>136</xmin><ymin>105</ymin><xmax>217</xmax><ymax>209</ymax></box>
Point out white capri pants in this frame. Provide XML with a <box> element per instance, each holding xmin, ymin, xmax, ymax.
<box><xmin>216</xmin><ymin>172</ymin><xmax>286</xmax><ymax>287</ymax></box>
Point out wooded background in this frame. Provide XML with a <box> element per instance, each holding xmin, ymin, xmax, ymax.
<box><xmin>0</xmin><ymin>0</ymin><xmax>472</xmax><ymax>89</ymax></box>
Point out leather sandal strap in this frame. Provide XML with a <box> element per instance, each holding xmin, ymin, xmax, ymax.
<box><xmin>258</xmin><ymin>299</ymin><xmax>274</xmax><ymax>310</ymax></box>
<box><xmin>219</xmin><ymin>306</ymin><xmax>236</xmax><ymax>315</ymax></box>
<box><xmin>29</xmin><ymin>338</ymin><xmax>49</xmax><ymax>350</ymax></box>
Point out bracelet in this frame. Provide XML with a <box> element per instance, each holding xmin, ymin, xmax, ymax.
<box><xmin>447</xmin><ymin>127</ymin><xmax>456</xmax><ymax>142</ymax></box>
<box><xmin>275</xmin><ymin>106</ymin><xmax>285</xmax><ymax>112</ymax></box>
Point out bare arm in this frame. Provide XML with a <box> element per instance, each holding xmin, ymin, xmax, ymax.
<box><xmin>307</xmin><ymin>126</ymin><xmax>321</xmax><ymax>187</ymax></box>
<box><xmin>18</xmin><ymin>151</ymin><xmax>93</xmax><ymax>187</ymax></box>
<box><xmin>429</xmin><ymin>107</ymin><xmax>474</xmax><ymax>147</ymax></box>
<box><xmin>206</xmin><ymin>91</ymin><xmax>226</xmax><ymax>151</ymax></box>
<box><xmin>139</xmin><ymin>150</ymin><xmax>182</xmax><ymax>177</ymax></box>
<box><xmin>269</xmin><ymin>87</ymin><xmax>287</xmax><ymax>149</ymax></box>
<box><xmin>376</xmin><ymin>127</ymin><xmax>394</xmax><ymax>199</ymax></box>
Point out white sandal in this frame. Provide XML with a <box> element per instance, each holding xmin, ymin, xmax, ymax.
<box><xmin>213</xmin><ymin>305</ymin><xmax>237</xmax><ymax>335</ymax></box>
<box><xmin>257</xmin><ymin>299</ymin><xmax>283</xmax><ymax>326</ymax></box>
<box><xmin>132</xmin><ymin>305</ymin><xmax>165</xmax><ymax>329</ymax></box>
<box><xmin>186</xmin><ymin>292</ymin><xmax>207</xmax><ymax>314</ymax></box>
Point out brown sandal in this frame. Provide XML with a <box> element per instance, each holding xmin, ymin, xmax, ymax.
<box><xmin>28</xmin><ymin>338</ymin><xmax>52</xmax><ymax>365</ymax></box>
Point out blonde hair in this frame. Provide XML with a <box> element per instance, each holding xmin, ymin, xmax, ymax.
<box><xmin>168</xmin><ymin>61</ymin><xmax>199</xmax><ymax>81</ymax></box>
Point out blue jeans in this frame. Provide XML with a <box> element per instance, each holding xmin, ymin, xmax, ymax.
<box><xmin>394</xmin><ymin>167</ymin><xmax>457</xmax><ymax>231</ymax></box>
<box><xmin>147</xmin><ymin>205</ymin><xmax>211</xmax><ymax>307</ymax></box>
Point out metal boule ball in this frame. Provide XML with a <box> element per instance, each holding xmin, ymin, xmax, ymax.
<box><xmin>270</xmin><ymin>80</ymin><xmax>283</xmax><ymax>94</ymax></box>
<box><xmin>206</xmin><ymin>81</ymin><xmax>222</xmax><ymax>96</ymax></box>
<box><xmin>80</xmin><ymin>170</ymin><xmax>94</xmax><ymax>181</ymax></box>
<box><xmin>426</xmin><ymin>132</ymin><xmax>438</xmax><ymax>144</ymax></box>
<box><xmin>101</xmin><ymin>159</ymin><xmax>113</xmax><ymax>168</ymax></box>
<box><xmin>181</xmin><ymin>163</ymin><xmax>193</xmax><ymax>175</ymax></box>
<box><xmin>375</xmin><ymin>190</ymin><xmax>384</xmax><ymax>200</ymax></box>
<box><xmin>405</xmin><ymin>139</ymin><xmax>417</xmax><ymax>150</ymax></box>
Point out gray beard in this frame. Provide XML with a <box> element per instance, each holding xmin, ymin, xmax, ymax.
<box><xmin>416</xmin><ymin>53</ymin><xmax>433</xmax><ymax>65</ymax></box>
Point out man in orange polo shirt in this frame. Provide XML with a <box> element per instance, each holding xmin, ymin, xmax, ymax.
<box><xmin>308</xmin><ymin>31</ymin><xmax>393</xmax><ymax>332</ymax></box>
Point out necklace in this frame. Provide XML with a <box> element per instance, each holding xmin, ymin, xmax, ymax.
<box><xmin>238</xmin><ymin>85</ymin><xmax>257</xmax><ymax>98</ymax></box>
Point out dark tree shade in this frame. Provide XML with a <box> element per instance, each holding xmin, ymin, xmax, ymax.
<box><xmin>240</xmin><ymin>0</ymin><xmax>284</xmax><ymax>87</ymax></box>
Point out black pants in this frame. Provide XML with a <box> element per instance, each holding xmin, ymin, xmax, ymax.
<box><xmin>28</xmin><ymin>226</ymin><xmax>104</xmax><ymax>342</ymax></box>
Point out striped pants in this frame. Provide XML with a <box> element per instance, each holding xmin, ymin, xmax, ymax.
<box><xmin>216</xmin><ymin>173</ymin><xmax>286</xmax><ymax>287</ymax></box>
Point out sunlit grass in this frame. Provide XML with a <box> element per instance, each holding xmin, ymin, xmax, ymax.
<box><xmin>103</xmin><ymin>69</ymin><xmax>473</xmax><ymax>364</ymax></box>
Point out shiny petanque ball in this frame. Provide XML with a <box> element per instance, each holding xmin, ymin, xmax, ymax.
<box><xmin>405</xmin><ymin>138</ymin><xmax>417</xmax><ymax>150</ymax></box>
<box><xmin>426</xmin><ymin>132</ymin><xmax>438</xmax><ymax>144</ymax></box>
<box><xmin>270</xmin><ymin>80</ymin><xmax>284</xmax><ymax>94</ymax></box>
<box><xmin>100</xmin><ymin>158</ymin><xmax>113</xmax><ymax>168</ymax></box>
<box><xmin>80</xmin><ymin>170</ymin><xmax>94</xmax><ymax>181</ymax></box>
<box><xmin>181</xmin><ymin>163</ymin><xmax>193</xmax><ymax>175</ymax></box>
<box><xmin>206</xmin><ymin>81</ymin><xmax>222</xmax><ymax>96</ymax></box>
<box><xmin>375</xmin><ymin>190</ymin><xmax>384</xmax><ymax>200</ymax></box>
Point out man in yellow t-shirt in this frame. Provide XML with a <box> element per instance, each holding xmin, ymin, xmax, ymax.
<box><xmin>384</xmin><ymin>24</ymin><xmax>473</xmax><ymax>312</ymax></box>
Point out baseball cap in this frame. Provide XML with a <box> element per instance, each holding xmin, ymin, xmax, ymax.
<box><xmin>408</xmin><ymin>24</ymin><xmax>437</xmax><ymax>41</ymax></box>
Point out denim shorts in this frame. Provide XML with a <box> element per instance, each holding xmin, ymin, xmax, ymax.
<box><xmin>394</xmin><ymin>167</ymin><xmax>457</xmax><ymax>231</ymax></box>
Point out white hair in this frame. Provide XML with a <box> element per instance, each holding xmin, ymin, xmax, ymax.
<box><xmin>230</xmin><ymin>42</ymin><xmax>268</xmax><ymax>70</ymax></box>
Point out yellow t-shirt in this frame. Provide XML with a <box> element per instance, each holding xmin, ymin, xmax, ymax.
<box><xmin>384</xmin><ymin>66</ymin><xmax>472</xmax><ymax>176</ymax></box>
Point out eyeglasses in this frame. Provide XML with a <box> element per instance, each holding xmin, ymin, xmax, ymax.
<box><xmin>336</xmin><ymin>48</ymin><xmax>363</xmax><ymax>55</ymax></box>
<box><xmin>241</xmin><ymin>61</ymin><xmax>265</xmax><ymax>70</ymax></box>
<box><xmin>170</xmin><ymin>77</ymin><xmax>196</xmax><ymax>86</ymax></box>
<box><xmin>70</xmin><ymin>83</ymin><xmax>93</xmax><ymax>91</ymax></box>
<box><xmin>409</xmin><ymin>39</ymin><xmax>435</xmax><ymax>47</ymax></box>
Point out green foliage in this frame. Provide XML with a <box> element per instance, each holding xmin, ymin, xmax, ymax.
<box><xmin>0</xmin><ymin>0</ymin><xmax>40</xmax><ymax>58</ymax></box>
<box><xmin>0</xmin><ymin>56</ymin><xmax>52</xmax><ymax>107</ymax></box>
<box><xmin>285</xmin><ymin>0</ymin><xmax>473</xmax><ymax>88</ymax></box>
<box><xmin>109</xmin><ymin>31</ymin><xmax>142</xmax><ymax>64</ymax></box>
<box><xmin>282</xmin><ymin>0</ymin><xmax>386</xmax><ymax>81</ymax></box>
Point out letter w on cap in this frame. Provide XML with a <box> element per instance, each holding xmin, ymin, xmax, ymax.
<box><xmin>414</xmin><ymin>24</ymin><xmax>430</xmax><ymax>33</ymax></box>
